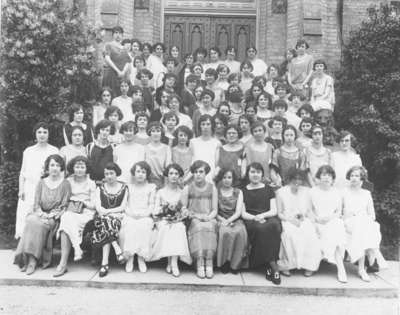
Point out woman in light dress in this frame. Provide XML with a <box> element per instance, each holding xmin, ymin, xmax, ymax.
<box><xmin>310</xmin><ymin>59</ymin><xmax>335</xmax><ymax>111</ymax></box>
<box><xmin>277</xmin><ymin>169</ymin><xmax>321</xmax><ymax>277</ymax></box>
<box><xmin>343</xmin><ymin>166</ymin><xmax>387</xmax><ymax>281</ymax></box>
<box><xmin>60</xmin><ymin>126</ymin><xmax>87</xmax><ymax>167</ymax></box>
<box><xmin>310</xmin><ymin>165</ymin><xmax>347</xmax><ymax>283</ymax></box>
<box><xmin>246</xmin><ymin>46</ymin><xmax>268</xmax><ymax>78</ymax></box>
<box><xmin>288</xmin><ymin>39</ymin><xmax>313</xmax><ymax>97</ymax></box>
<box><xmin>151</xmin><ymin>164</ymin><xmax>191</xmax><ymax>277</ymax></box>
<box><xmin>14</xmin><ymin>154</ymin><xmax>71</xmax><ymax>275</ymax></box>
<box><xmin>54</xmin><ymin>156</ymin><xmax>96</xmax><ymax>277</ymax></box>
<box><xmin>15</xmin><ymin>122</ymin><xmax>59</xmax><ymax>239</ymax></box>
<box><xmin>120</xmin><ymin>161</ymin><xmax>156</xmax><ymax>273</ymax></box>
<box><xmin>331</xmin><ymin>131</ymin><xmax>362</xmax><ymax>188</ymax></box>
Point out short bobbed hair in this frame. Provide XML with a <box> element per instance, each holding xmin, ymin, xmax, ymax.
<box><xmin>215</xmin><ymin>168</ymin><xmax>238</xmax><ymax>186</ymax></box>
<box><xmin>246</xmin><ymin>162</ymin><xmax>264</xmax><ymax>179</ymax></box>
<box><xmin>67</xmin><ymin>155</ymin><xmax>91</xmax><ymax>175</ymax></box>
<box><xmin>33</xmin><ymin>122</ymin><xmax>49</xmax><ymax>138</ymax></box>
<box><xmin>198</xmin><ymin>114</ymin><xmax>215</xmax><ymax>134</ymax></box>
<box><xmin>224</xmin><ymin>124</ymin><xmax>242</xmax><ymax>139</ymax></box>
<box><xmin>250</xmin><ymin>121</ymin><xmax>267</xmax><ymax>134</ymax></box>
<box><xmin>68</xmin><ymin>103</ymin><xmax>84</xmax><ymax>122</ymax></box>
<box><xmin>346</xmin><ymin>165</ymin><xmax>367</xmax><ymax>181</ymax></box>
<box><xmin>130</xmin><ymin>161</ymin><xmax>152</xmax><ymax>179</ymax></box>
<box><xmin>120</xmin><ymin>121</ymin><xmax>136</xmax><ymax>134</ymax></box>
<box><xmin>43</xmin><ymin>154</ymin><xmax>65</xmax><ymax>176</ymax></box>
<box><xmin>112</xmin><ymin>26</ymin><xmax>124</xmax><ymax>34</ymax></box>
<box><xmin>163</xmin><ymin>163</ymin><xmax>184</xmax><ymax>178</ymax></box>
<box><xmin>94</xmin><ymin>119</ymin><xmax>115</xmax><ymax>138</ymax></box>
<box><xmin>313</xmin><ymin>59</ymin><xmax>328</xmax><ymax>70</ymax></box>
<box><xmin>315</xmin><ymin>165</ymin><xmax>336</xmax><ymax>181</ymax></box>
<box><xmin>282</xmin><ymin>124</ymin><xmax>298</xmax><ymax>141</ymax></box>
<box><xmin>190</xmin><ymin>160</ymin><xmax>211</xmax><ymax>175</ymax></box>
<box><xmin>295</xmin><ymin>39</ymin><xmax>309</xmax><ymax>49</ymax></box>
<box><xmin>104</xmin><ymin>162</ymin><xmax>122</xmax><ymax>177</ymax></box>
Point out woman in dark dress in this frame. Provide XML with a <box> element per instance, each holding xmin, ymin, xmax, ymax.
<box><xmin>242</xmin><ymin>162</ymin><xmax>282</xmax><ymax>285</ymax></box>
<box><xmin>63</xmin><ymin>103</ymin><xmax>93</xmax><ymax>146</ymax></box>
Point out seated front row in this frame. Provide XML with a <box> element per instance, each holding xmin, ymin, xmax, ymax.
<box><xmin>14</xmin><ymin>155</ymin><xmax>387</xmax><ymax>285</ymax></box>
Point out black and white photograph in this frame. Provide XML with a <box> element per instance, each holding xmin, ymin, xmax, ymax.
<box><xmin>0</xmin><ymin>0</ymin><xmax>398</xmax><ymax>314</ymax></box>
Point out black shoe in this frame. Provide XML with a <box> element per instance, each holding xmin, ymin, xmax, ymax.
<box><xmin>221</xmin><ymin>263</ymin><xmax>230</xmax><ymax>274</ymax></box>
<box><xmin>271</xmin><ymin>271</ymin><xmax>281</xmax><ymax>285</ymax></box>
<box><xmin>99</xmin><ymin>264</ymin><xmax>109</xmax><ymax>278</ymax></box>
<box><xmin>231</xmin><ymin>268</ymin><xmax>239</xmax><ymax>275</ymax></box>
<box><xmin>366</xmin><ymin>260</ymin><xmax>379</xmax><ymax>273</ymax></box>
<box><xmin>265</xmin><ymin>267</ymin><xmax>272</xmax><ymax>281</ymax></box>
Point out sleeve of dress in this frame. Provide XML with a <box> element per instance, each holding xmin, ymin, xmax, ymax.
<box><xmin>19</xmin><ymin>149</ymin><xmax>27</xmax><ymax>179</ymax></box>
<box><xmin>60</xmin><ymin>180</ymin><xmax>72</xmax><ymax>209</ymax></box>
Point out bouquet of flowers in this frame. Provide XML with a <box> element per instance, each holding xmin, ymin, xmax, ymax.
<box><xmin>153</xmin><ymin>201</ymin><xmax>187</xmax><ymax>224</ymax></box>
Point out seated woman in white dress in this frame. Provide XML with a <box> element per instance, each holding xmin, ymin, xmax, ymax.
<box><xmin>309</xmin><ymin>165</ymin><xmax>348</xmax><ymax>283</ymax></box>
<box><xmin>54</xmin><ymin>156</ymin><xmax>96</xmax><ymax>277</ymax></box>
<box><xmin>277</xmin><ymin>169</ymin><xmax>322</xmax><ymax>277</ymax></box>
<box><xmin>310</xmin><ymin>59</ymin><xmax>335</xmax><ymax>111</ymax></box>
<box><xmin>119</xmin><ymin>161</ymin><xmax>156</xmax><ymax>273</ymax></box>
<box><xmin>151</xmin><ymin>164</ymin><xmax>191</xmax><ymax>277</ymax></box>
<box><xmin>343</xmin><ymin>166</ymin><xmax>388</xmax><ymax>282</ymax></box>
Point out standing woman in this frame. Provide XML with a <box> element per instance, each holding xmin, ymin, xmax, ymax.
<box><xmin>288</xmin><ymin>39</ymin><xmax>313</xmax><ymax>97</ymax></box>
<box><xmin>92</xmin><ymin>87</ymin><xmax>112</xmax><ymax>127</ymax></box>
<box><xmin>102</xmin><ymin>26</ymin><xmax>131</xmax><ymax>98</ymax></box>
<box><xmin>305</xmin><ymin>124</ymin><xmax>332</xmax><ymax>186</ymax></box>
<box><xmin>131</xmin><ymin>39</ymin><xmax>142</xmax><ymax>59</ymax></box>
<box><xmin>343</xmin><ymin>166</ymin><xmax>387</xmax><ymax>281</ymax></box>
<box><xmin>181</xmin><ymin>160</ymin><xmax>218</xmax><ymax>278</ymax></box>
<box><xmin>151</xmin><ymin>164</ymin><xmax>192</xmax><ymax>277</ymax></box>
<box><xmin>310</xmin><ymin>165</ymin><xmax>347</xmax><ymax>282</ymax></box>
<box><xmin>215</xmin><ymin>168</ymin><xmax>248</xmax><ymax>274</ymax></box>
<box><xmin>241</xmin><ymin>162</ymin><xmax>282</xmax><ymax>285</ymax></box>
<box><xmin>60</xmin><ymin>126</ymin><xmax>87</xmax><ymax>167</ymax></box>
<box><xmin>14</xmin><ymin>154</ymin><xmax>71</xmax><ymax>274</ymax></box>
<box><xmin>224</xmin><ymin>46</ymin><xmax>241</xmax><ymax>74</ymax></box>
<box><xmin>87</xmin><ymin>120</ymin><xmax>114</xmax><ymax>185</ymax></box>
<box><xmin>15</xmin><ymin>122</ymin><xmax>59</xmax><ymax>239</ymax></box>
<box><xmin>54</xmin><ymin>156</ymin><xmax>96</xmax><ymax>277</ymax></box>
<box><xmin>246</xmin><ymin>46</ymin><xmax>268</xmax><ymax>78</ymax></box>
<box><xmin>238</xmin><ymin>114</ymin><xmax>254</xmax><ymax>146</ymax></box>
<box><xmin>276</xmin><ymin>169</ymin><xmax>321</xmax><ymax>277</ymax></box>
<box><xmin>310</xmin><ymin>59</ymin><xmax>335</xmax><ymax>111</ymax></box>
<box><xmin>91</xmin><ymin>162</ymin><xmax>128</xmax><ymax>277</ymax></box>
<box><xmin>147</xmin><ymin>42</ymin><xmax>167</xmax><ymax>89</ymax></box>
<box><xmin>63</xmin><ymin>103</ymin><xmax>93</xmax><ymax>146</ymax></box>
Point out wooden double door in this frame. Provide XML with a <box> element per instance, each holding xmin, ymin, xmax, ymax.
<box><xmin>164</xmin><ymin>15</ymin><xmax>256</xmax><ymax>61</ymax></box>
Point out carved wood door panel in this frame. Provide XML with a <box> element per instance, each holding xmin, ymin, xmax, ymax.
<box><xmin>164</xmin><ymin>15</ymin><xmax>256</xmax><ymax>59</ymax></box>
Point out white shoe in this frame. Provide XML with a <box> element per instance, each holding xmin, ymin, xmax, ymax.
<box><xmin>138</xmin><ymin>257</ymin><xmax>147</xmax><ymax>273</ymax></box>
<box><xmin>125</xmin><ymin>257</ymin><xmax>134</xmax><ymax>273</ymax></box>
<box><xmin>166</xmin><ymin>264</ymin><xmax>172</xmax><ymax>274</ymax></box>
<box><xmin>358</xmin><ymin>269</ymin><xmax>371</xmax><ymax>282</ymax></box>
<box><xmin>337</xmin><ymin>270</ymin><xmax>348</xmax><ymax>283</ymax></box>
<box><xmin>73</xmin><ymin>248</ymin><xmax>83</xmax><ymax>262</ymax></box>
<box><xmin>171</xmin><ymin>265</ymin><xmax>180</xmax><ymax>277</ymax></box>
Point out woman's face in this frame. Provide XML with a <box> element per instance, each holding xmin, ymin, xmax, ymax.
<box><xmin>300</xmin><ymin>122</ymin><xmax>312</xmax><ymax>134</ymax></box>
<box><xmin>272</xmin><ymin>121</ymin><xmax>283</xmax><ymax>133</ymax></box>
<box><xmin>193</xmin><ymin>66</ymin><xmax>203</xmax><ymax>76</ymax></box>
<box><xmin>201</xmin><ymin>94</ymin><xmax>212</xmax><ymax>107</ymax></box>
<box><xmin>218</xmin><ymin>67</ymin><xmax>229</xmax><ymax>79</ymax></box>
<box><xmin>242</xmin><ymin>64</ymin><xmax>252</xmax><ymax>74</ymax></box>
<box><xmin>289</xmin><ymin>176</ymin><xmax>303</xmax><ymax>192</ymax></box>
<box><xmin>339</xmin><ymin>134</ymin><xmax>352</xmax><ymax>151</ymax></box>
<box><xmin>171</xmin><ymin>46</ymin><xmax>179</xmax><ymax>59</ymax></box>
<box><xmin>137</xmin><ymin>116</ymin><xmax>148</xmax><ymax>129</ymax></box>
<box><xmin>165</xmin><ymin>117</ymin><xmax>177</xmax><ymax>130</ymax></box>
<box><xmin>286</xmin><ymin>50</ymin><xmax>294</xmax><ymax>60</ymax></box>
<box><xmin>134</xmin><ymin>59</ymin><xmax>145</xmax><ymax>69</ymax></box>
<box><xmin>349</xmin><ymin>169</ymin><xmax>362</xmax><ymax>186</ymax></box>
<box><xmin>104</xmin><ymin>168</ymin><xmax>117</xmax><ymax>183</ymax></box>
<box><xmin>194</xmin><ymin>87</ymin><xmax>203</xmax><ymax>100</ymax></box>
<box><xmin>196</xmin><ymin>53</ymin><xmax>205</xmax><ymax>63</ymax></box>
<box><xmin>71</xmin><ymin>129</ymin><xmax>84</xmax><ymax>146</ymax></box>
<box><xmin>283</xmin><ymin>128</ymin><xmax>295</xmax><ymax>144</ymax></box>
<box><xmin>165</xmin><ymin>77</ymin><xmax>176</xmax><ymax>88</ymax></box>
<box><xmin>226</xmin><ymin>128</ymin><xmax>239</xmax><ymax>144</ymax></box>
<box><xmin>274</xmin><ymin>106</ymin><xmax>286</xmax><ymax>116</ymax></box>
<box><xmin>35</xmin><ymin>127</ymin><xmax>49</xmax><ymax>143</ymax></box>
<box><xmin>193</xmin><ymin>166</ymin><xmax>206</xmax><ymax>183</ymax></box>
<box><xmin>102</xmin><ymin>90</ymin><xmax>112</xmax><ymax>105</ymax></box>
<box><xmin>154</xmin><ymin>45</ymin><xmax>164</xmax><ymax>57</ymax></box>
<box><xmin>252</xmin><ymin>126</ymin><xmax>265</xmax><ymax>141</ymax></box>
<box><xmin>73</xmin><ymin>109</ymin><xmax>84</xmax><ymax>123</ymax></box>
<box><xmin>200</xmin><ymin>119</ymin><xmax>212</xmax><ymax>135</ymax></box>
<box><xmin>120</xmin><ymin>82</ymin><xmax>129</xmax><ymax>95</ymax></box>
<box><xmin>168</xmin><ymin>167</ymin><xmax>180</xmax><ymax>184</ymax></box>
<box><xmin>112</xmin><ymin>31</ymin><xmax>123</xmax><ymax>43</ymax></box>
<box><xmin>252</xmin><ymin>86</ymin><xmax>262</xmax><ymax>97</ymax></box>
<box><xmin>246</xmin><ymin>48</ymin><xmax>256</xmax><ymax>59</ymax></box>
<box><xmin>142</xmin><ymin>46</ymin><xmax>151</xmax><ymax>58</ymax></box>
<box><xmin>314</xmin><ymin>63</ymin><xmax>325</xmax><ymax>74</ymax></box>
<box><xmin>257</xmin><ymin>94</ymin><xmax>269</xmax><ymax>109</ymax></box>
<box><xmin>205</xmin><ymin>73</ymin><xmax>216</xmax><ymax>84</ymax></box>
<box><xmin>221</xmin><ymin>171</ymin><xmax>233</xmax><ymax>188</ymax></box>
<box><xmin>123</xmin><ymin>127</ymin><xmax>135</xmax><ymax>142</ymax></box>
<box><xmin>185</xmin><ymin>54</ymin><xmax>194</xmax><ymax>65</ymax></box>
<box><xmin>218</xmin><ymin>106</ymin><xmax>230</xmax><ymax>117</ymax></box>
<box><xmin>299</xmin><ymin>109</ymin><xmax>311</xmax><ymax>119</ymax></box>
<box><xmin>132</xmin><ymin>90</ymin><xmax>143</xmax><ymax>101</ymax></box>
<box><xmin>132</xmin><ymin>42</ymin><xmax>141</xmax><ymax>52</ymax></box>
<box><xmin>48</xmin><ymin>158</ymin><xmax>62</xmax><ymax>177</ymax></box>
<box><xmin>209</xmin><ymin>50</ymin><xmax>219</xmax><ymax>62</ymax></box>
<box><xmin>134</xmin><ymin>166</ymin><xmax>147</xmax><ymax>183</ymax></box>
<box><xmin>73</xmin><ymin>160</ymin><xmax>87</xmax><ymax>177</ymax></box>
<box><xmin>108</xmin><ymin>111</ymin><xmax>120</xmax><ymax>123</ymax></box>
<box><xmin>269</xmin><ymin>67</ymin><xmax>279</xmax><ymax>79</ymax></box>
<box><xmin>312</xmin><ymin>128</ymin><xmax>323</xmax><ymax>144</ymax></box>
<box><xmin>214</xmin><ymin>118</ymin><xmax>224</xmax><ymax>134</ymax></box>
<box><xmin>226</xmin><ymin>49</ymin><xmax>235</xmax><ymax>60</ymax></box>
<box><xmin>248</xmin><ymin>167</ymin><xmax>262</xmax><ymax>184</ymax></box>
<box><xmin>319</xmin><ymin>172</ymin><xmax>333</xmax><ymax>186</ymax></box>
<box><xmin>169</xmin><ymin>98</ymin><xmax>180</xmax><ymax>112</ymax></box>
<box><xmin>150</xmin><ymin>127</ymin><xmax>162</xmax><ymax>142</ymax></box>
<box><xmin>161</xmin><ymin>92</ymin><xmax>169</xmax><ymax>106</ymax></box>
<box><xmin>296</xmin><ymin>43</ymin><xmax>306</xmax><ymax>55</ymax></box>
<box><xmin>177</xmin><ymin>131</ymin><xmax>188</xmax><ymax>145</ymax></box>
<box><xmin>277</xmin><ymin>87</ymin><xmax>287</xmax><ymax>98</ymax></box>
<box><xmin>140</xmin><ymin>74</ymin><xmax>149</xmax><ymax>85</ymax></box>
<box><xmin>99</xmin><ymin>126</ymin><xmax>111</xmax><ymax>140</ymax></box>
<box><xmin>245</xmin><ymin>106</ymin><xmax>256</xmax><ymax>117</ymax></box>
<box><xmin>239</xmin><ymin>119</ymin><xmax>250</xmax><ymax>132</ymax></box>
<box><xmin>166</xmin><ymin>61</ymin><xmax>176</xmax><ymax>72</ymax></box>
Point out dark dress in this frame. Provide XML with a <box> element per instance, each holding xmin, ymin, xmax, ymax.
<box><xmin>63</xmin><ymin>123</ymin><xmax>93</xmax><ymax>146</ymax></box>
<box><xmin>242</xmin><ymin>185</ymin><xmax>282</xmax><ymax>268</ymax></box>
<box><xmin>90</xmin><ymin>183</ymin><xmax>128</xmax><ymax>247</ymax></box>
<box><xmin>217</xmin><ymin>147</ymin><xmax>244</xmax><ymax>186</ymax></box>
<box><xmin>87</xmin><ymin>143</ymin><xmax>114</xmax><ymax>183</ymax></box>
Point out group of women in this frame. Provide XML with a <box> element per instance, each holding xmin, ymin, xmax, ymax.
<box><xmin>13</xmin><ymin>26</ymin><xmax>387</xmax><ymax>285</ymax></box>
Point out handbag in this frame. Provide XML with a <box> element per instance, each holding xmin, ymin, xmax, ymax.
<box><xmin>66</xmin><ymin>200</ymin><xmax>84</xmax><ymax>214</ymax></box>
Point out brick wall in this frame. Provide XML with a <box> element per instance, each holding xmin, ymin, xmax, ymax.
<box><xmin>286</xmin><ymin>0</ymin><xmax>303</xmax><ymax>49</ymax></box>
<box><xmin>321</xmin><ymin>0</ymin><xmax>341</xmax><ymax>71</ymax></box>
<box><xmin>132</xmin><ymin>0</ymin><xmax>162</xmax><ymax>43</ymax></box>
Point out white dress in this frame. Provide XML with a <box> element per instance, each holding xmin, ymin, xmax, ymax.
<box><xmin>277</xmin><ymin>186</ymin><xmax>322</xmax><ymax>271</ymax></box>
<box><xmin>223</xmin><ymin>60</ymin><xmax>241</xmax><ymax>74</ymax></box>
<box><xmin>15</xmin><ymin>144</ymin><xmax>59</xmax><ymax>238</ymax></box>
<box><xmin>111</xmin><ymin>96</ymin><xmax>134</xmax><ymax>122</ymax></box>
<box><xmin>331</xmin><ymin>151</ymin><xmax>362</xmax><ymax>188</ymax></box>
<box><xmin>150</xmin><ymin>187</ymin><xmax>191</xmax><ymax>264</ymax></box>
<box><xmin>119</xmin><ymin>183</ymin><xmax>156</xmax><ymax>260</ymax></box>
<box><xmin>343</xmin><ymin>188</ymin><xmax>386</xmax><ymax>266</ymax></box>
<box><xmin>310</xmin><ymin>74</ymin><xmax>335</xmax><ymax>111</ymax></box>
<box><xmin>251</xmin><ymin>58</ymin><xmax>268</xmax><ymax>77</ymax></box>
<box><xmin>190</xmin><ymin>137</ymin><xmax>220</xmax><ymax>182</ymax></box>
<box><xmin>114</xmin><ymin>142</ymin><xmax>145</xmax><ymax>184</ymax></box>
<box><xmin>58</xmin><ymin>176</ymin><xmax>96</xmax><ymax>257</ymax></box>
<box><xmin>60</xmin><ymin>145</ymin><xmax>87</xmax><ymax>167</ymax></box>
<box><xmin>310</xmin><ymin>186</ymin><xmax>346</xmax><ymax>265</ymax></box>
